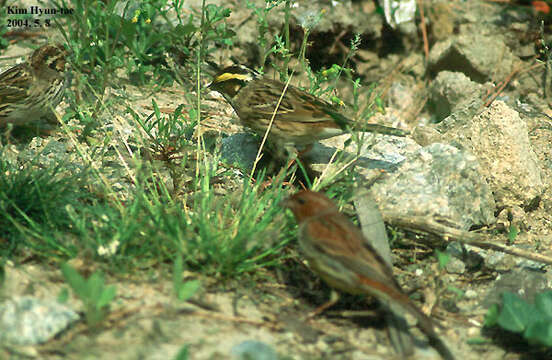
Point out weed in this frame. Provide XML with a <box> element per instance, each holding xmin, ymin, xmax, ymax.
<box><xmin>60</xmin><ymin>263</ymin><xmax>117</xmax><ymax>327</ymax></box>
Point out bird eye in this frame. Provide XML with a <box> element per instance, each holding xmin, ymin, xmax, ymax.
<box><xmin>296</xmin><ymin>197</ymin><xmax>306</xmax><ymax>205</ymax></box>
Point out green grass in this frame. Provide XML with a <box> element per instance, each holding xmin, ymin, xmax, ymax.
<box><xmin>0</xmin><ymin>4</ymin><xmax>390</xmax><ymax>358</ymax></box>
<box><xmin>1</xmin><ymin>0</ymin><xmax>381</xmax><ymax>282</ymax></box>
<box><xmin>0</xmin><ymin>151</ymin><xmax>92</xmax><ymax>258</ymax></box>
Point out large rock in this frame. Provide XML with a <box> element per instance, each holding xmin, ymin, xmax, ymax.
<box><xmin>428</xmin><ymin>33</ymin><xmax>518</xmax><ymax>83</ymax></box>
<box><xmin>439</xmin><ymin>101</ymin><xmax>543</xmax><ymax>208</ymax></box>
<box><xmin>370</xmin><ymin>143</ymin><xmax>496</xmax><ymax>229</ymax></box>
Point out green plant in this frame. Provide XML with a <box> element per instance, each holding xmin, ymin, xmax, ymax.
<box><xmin>0</xmin><ymin>151</ymin><xmax>92</xmax><ymax>258</ymax></box>
<box><xmin>485</xmin><ymin>291</ymin><xmax>552</xmax><ymax>347</ymax></box>
<box><xmin>173</xmin><ymin>345</ymin><xmax>189</xmax><ymax>360</ymax></box>
<box><xmin>0</xmin><ymin>261</ymin><xmax>5</xmax><ymax>291</ymax></box>
<box><xmin>435</xmin><ymin>249</ymin><xmax>452</xmax><ymax>269</ymax></box>
<box><xmin>130</xmin><ymin>99</ymin><xmax>197</xmax><ymax>193</ymax></box>
<box><xmin>0</xmin><ymin>3</ymin><xmax>8</xmax><ymax>50</ymax></box>
<box><xmin>60</xmin><ymin>263</ymin><xmax>117</xmax><ymax>327</ymax></box>
<box><xmin>182</xmin><ymin>166</ymin><xmax>290</xmax><ymax>277</ymax></box>
<box><xmin>247</xmin><ymin>0</ymin><xmax>291</xmax><ymax>71</ymax></box>
<box><xmin>447</xmin><ymin>286</ymin><xmax>464</xmax><ymax>301</ymax></box>
<box><xmin>507</xmin><ymin>224</ymin><xmax>519</xmax><ymax>244</ymax></box>
<box><xmin>53</xmin><ymin>0</ymin><xmax>233</xmax><ymax>119</ymax></box>
<box><xmin>173</xmin><ymin>256</ymin><xmax>200</xmax><ymax>302</ymax></box>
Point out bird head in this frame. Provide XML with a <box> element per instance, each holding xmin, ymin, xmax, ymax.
<box><xmin>30</xmin><ymin>44</ymin><xmax>69</xmax><ymax>74</ymax></box>
<box><xmin>281</xmin><ymin>190</ymin><xmax>339</xmax><ymax>223</ymax></box>
<box><xmin>208</xmin><ymin>65</ymin><xmax>260</xmax><ymax>102</ymax></box>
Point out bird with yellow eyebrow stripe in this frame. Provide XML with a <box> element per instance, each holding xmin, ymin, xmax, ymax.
<box><xmin>208</xmin><ymin>65</ymin><xmax>409</xmax><ymax>162</ymax></box>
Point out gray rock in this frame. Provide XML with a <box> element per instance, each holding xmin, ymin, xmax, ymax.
<box><xmin>22</xmin><ymin>138</ymin><xmax>71</xmax><ymax>168</ymax></box>
<box><xmin>231</xmin><ymin>340</ymin><xmax>278</xmax><ymax>360</ymax></box>
<box><xmin>429</xmin><ymin>71</ymin><xmax>489</xmax><ymax>121</ymax></box>
<box><xmin>0</xmin><ymin>296</ymin><xmax>79</xmax><ymax>345</ymax></box>
<box><xmin>310</xmin><ymin>134</ymin><xmax>417</xmax><ymax>174</ymax></box>
<box><xmin>371</xmin><ymin>143</ymin><xmax>496</xmax><ymax>229</ymax></box>
<box><xmin>411</xmin><ymin>124</ymin><xmax>442</xmax><ymax>147</ymax></box>
<box><xmin>221</xmin><ymin>133</ymin><xmax>260</xmax><ymax>170</ymax></box>
<box><xmin>440</xmin><ymin>100</ymin><xmax>543</xmax><ymax>208</ymax></box>
<box><xmin>483</xmin><ymin>269</ymin><xmax>552</xmax><ymax>307</ymax></box>
<box><xmin>428</xmin><ymin>33</ymin><xmax>518</xmax><ymax>83</ymax></box>
<box><xmin>437</xmin><ymin>97</ymin><xmax>485</xmax><ymax>133</ymax></box>
<box><xmin>446</xmin><ymin>242</ymin><xmax>464</xmax><ymax>258</ymax></box>
<box><xmin>446</xmin><ymin>258</ymin><xmax>466</xmax><ymax>274</ymax></box>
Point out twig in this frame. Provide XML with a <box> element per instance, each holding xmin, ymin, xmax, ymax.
<box><xmin>416</xmin><ymin>0</ymin><xmax>429</xmax><ymax>62</ymax></box>
<box><xmin>484</xmin><ymin>65</ymin><xmax>521</xmax><ymax>107</ymax></box>
<box><xmin>383</xmin><ymin>213</ymin><xmax>552</xmax><ymax>266</ymax></box>
<box><xmin>250</xmin><ymin>72</ymin><xmax>294</xmax><ymax>181</ymax></box>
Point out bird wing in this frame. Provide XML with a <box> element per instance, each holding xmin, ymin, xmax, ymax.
<box><xmin>244</xmin><ymin>79</ymin><xmax>351</xmax><ymax>128</ymax></box>
<box><xmin>239</xmin><ymin>79</ymin><xmax>408</xmax><ymax>138</ymax></box>
<box><xmin>0</xmin><ymin>64</ymin><xmax>30</xmax><ymax>103</ymax></box>
<box><xmin>303</xmin><ymin>213</ymin><xmax>400</xmax><ymax>289</ymax></box>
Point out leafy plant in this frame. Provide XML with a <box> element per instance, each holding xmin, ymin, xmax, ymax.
<box><xmin>507</xmin><ymin>224</ymin><xmax>519</xmax><ymax>244</ymax></box>
<box><xmin>173</xmin><ymin>256</ymin><xmax>200</xmax><ymax>302</ymax></box>
<box><xmin>130</xmin><ymin>99</ymin><xmax>197</xmax><ymax>193</ymax></box>
<box><xmin>0</xmin><ymin>3</ymin><xmax>8</xmax><ymax>50</ymax></box>
<box><xmin>247</xmin><ymin>0</ymin><xmax>292</xmax><ymax>72</ymax></box>
<box><xmin>435</xmin><ymin>249</ymin><xmax>452</xmax><ymax>269</ymax></box>
<box><xmin>60</xmin><ymin>263</ymin><xmax>117</xmax><ymax>327</ymax></box>
<box><xmin>173</xmin><ymin>345</ymin><xmax>189</xmax><ymax>360</ymax></box>
<box><xmin>55</xmin><ymin>0</ymin><xmax>233</xmax><ymax>88</ymax></box>
<box><xmin>485</xmin><ymin>291</ymin><xmax>552</xmax><ymax>347</ymax></box>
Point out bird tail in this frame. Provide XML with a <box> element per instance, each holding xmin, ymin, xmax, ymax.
<box><xmin>356</xmin><ymin>122</ymin><xmax>410</xmax><ymax>137</ymax></box>
<box><xmin>392</xmin><ymin>299</ymin><xmax>456</xmax><ymax>360</ymax></box>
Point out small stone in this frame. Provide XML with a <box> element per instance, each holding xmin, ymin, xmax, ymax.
<box><xmin>446</xmin><ymin>258</ymin><xmax>466</xmax><ymax>274</ymax></box>
<box><xmin>0</xmin><ymin>296</ymin><xmax>79</xmax><ymax>345</ymax></box>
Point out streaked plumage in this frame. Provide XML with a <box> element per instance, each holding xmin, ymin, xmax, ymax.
<box><xmin>0</xmin><ymin>44</ymin><xmax>69</xmax><ymax>127</ymax></box>
<box><xmin>209</xmin><ymin>65</ymin><xmax>408</xmax><ymax>158</ymax></box>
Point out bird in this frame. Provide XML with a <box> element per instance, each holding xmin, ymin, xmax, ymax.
<box><xmin>0</xmin><ymin>43</ymin><xmax>69</xmax><ymax>127</ymax></box>
<box><xmin>208</xmin><ymin>65</ymin><xmax>409</xmax><ymax>160</ymax></box>
<box><xmin>282</xmin><ymin>190</ymin><xmax>455</xmax><ymax>360</ymax></box>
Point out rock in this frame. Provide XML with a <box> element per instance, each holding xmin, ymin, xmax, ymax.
<box><xmin>483</xmin><ymin>269</ymin><xmax>551</xmax><ymax>307</ymax></box>
<box><xmin>446</xmin><ymin>258</ymin><xmax>466</xmax><ymax>274</ymax></box>
<box><xmin>428</xmin><ymin>33</ymin><xmax>519</xmax><ymax>83</ymax></box>
<box><xmin>310</xmin><ymin>133</ymin><xmax>418</xmax><ymax>175</ymax></box>
<box><xmin>427</xmin><ymin>1</ymin><xmax>455</xmax><ymax>41</ymax></box>
<box><xmin>429</xmin><ymin>71</ymin><xmax>489</xmax><ymax>121</ymax></box>
<box><xmin>370</xmin><ymin>143</ymin><xmax>496</xmax><ymax>229</ymax></box>
<box><xmin>0</xmin><ymin>296</ymin><xmax>79</xmax><ymax>345</ymax></box>
<box><xmin>465</xmin><ymin>289</ymin><xmax>478</xmax><ymax>300</ymax></box>
<box><xmin>440</xmin><ymin>100</ymin><xmax>543</xmax><ymax>208</ymax></box>
<box><xmin>411</xmin><ymin>124</ymin><xmax>442</xmax><ymax>146</ymax></box>
<box><xmin>496</xmin><ymin>205</ymin><xmax>529</xmax><ymax>232</ymax></box>
<box><xmin>221</xmin><ymin>133</ymin><xmax>260</xmax><ymax>171</ymax></box>
<box><xmin>231</xmin><ymin>340</ymin><xmax>278</xmax><ymax>360</ymax></box>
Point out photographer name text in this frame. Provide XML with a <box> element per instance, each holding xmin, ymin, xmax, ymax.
<box><xmin>7</xmin><ymin>6</ymin><xmax>74</xmax><ymax>16</ymax></box>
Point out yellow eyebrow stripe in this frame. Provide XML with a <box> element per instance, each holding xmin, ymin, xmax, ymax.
<box><xmin>214</xmin><ymin>72</ymin><xmax>250</xmax><ymax>83</ymax></box>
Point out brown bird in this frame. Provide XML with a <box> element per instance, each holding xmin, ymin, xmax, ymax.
<box><xmin>282</xmin><ymin>190</ymin><xmax>455</xmax><ymax>360</ymax></box>
<box><xmin>208</xmin><ymin>65</ymin><xmax>408</xmax><ymax>160</ymax></box>
<box><xmin>0</xmin><ymin>44</ymin><xmax>69</xmax><ymax>127</ymax></box>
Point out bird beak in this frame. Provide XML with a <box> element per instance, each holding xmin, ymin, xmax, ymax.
<box><xmin>279</xmin><ymin>197</ymin><xmax>292</xmax><ymax>210</ymax></box>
